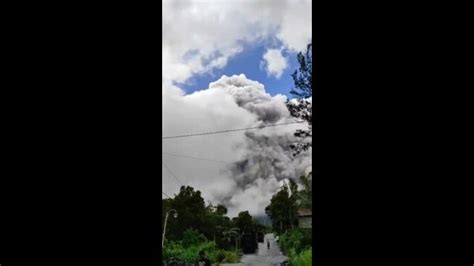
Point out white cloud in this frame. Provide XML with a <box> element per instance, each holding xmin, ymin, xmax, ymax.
<box><xmin>162</xmin><ymin>1</ymin><xmax>312</xmax><ymax>217</ymax></box>
<box><xmin>162</xmin><ymin>74</ymin><xmax>311</xmax><ymax>217</ymax></box>
<box><xmin>162</xmin><ymin>0</ymin><xmax>312</xmax><ymax>90</ymax></box>
<box><xmin>276</xmin><ymin>0</ymin><xmax>312</xmax><ymax>52</ymax></box>
<box><xmin>261</xmin><ymin>49</ymin><xmax>288</xmax><ymax>78</ymax></box>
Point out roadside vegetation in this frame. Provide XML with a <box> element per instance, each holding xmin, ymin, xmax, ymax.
<box><xmin>162</xmin><ymin>186</ymin><xmax>266</xmax><ymax>265</ymax></box>
<box><xmin>266</xmin><ymin>172</ymin><xmax>313</xmax><ymax>266</ymax></box>
<box><xmin>162</xmin><ymin>43</ymin><xmax>313</xmax><ymax>265</ymax></box>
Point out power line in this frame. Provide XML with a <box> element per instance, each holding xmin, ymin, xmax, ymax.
<box><xmin>162</xmin><ymin>121</ymin><xmax>304</xmax><ymax>140</ymax></box>
<box><xmin>162</xmin><ymin>161</ymin><xmax>184</xmax><ymax>186</ymax></box>
<box><xmin>162</xmin><ymin>161</ymin><xmax>219</xmax><ymax>206</ymax></box>
<box><xmin>162</xmin><ymin>191</ymin><xmax>171</xmax><ymax>198</ymax></box>
<box><xmin>162</xmin><ymin>152</ymin><xmax>232</xmax><ymax>164</ymax></box>
<box><xmin>163</xmin><ymin>155</ymin><xmax>227</xmax><ymax>207</ymax></box>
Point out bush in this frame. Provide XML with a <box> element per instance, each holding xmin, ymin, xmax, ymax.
<box><xmin>163</xmin><ymin>240</ymin><xmax>240</xmax><ymax>264</ymax></box>
<box><xmin>222</xmin><ymin>250</ymin><xmax>240</xmax><ymax>263</ymax></box>
<box><xmin>163</xmin><ymin>241</ymin><xmax>196</xmax><ymax>263</ymax></box>
<box><xmin>277</xmin><ymin>229</ymin><xmax>312</xmax><ymax>266</ymax></box>
<box><xmin>182</xmin><ymin>228</ymin><xmax>207</xmax><ymax>248</ymax></box>
<box><xmin>290</xmin><ymin>247</ymin><xmax>312</xmax><ymax>266</ymax></box>
<box><xmin>278</xmin><ymin>228</ymin><xmax>311</xmax><ymax>254</ymax></box>
<box><xmin>216</xmin><ymin>250</ymin><xmax>226</xmax><ymax>262</ymax></box>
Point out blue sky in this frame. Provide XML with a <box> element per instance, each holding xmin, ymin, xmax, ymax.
<box><xmin>162</xmin><ymin>0</ymin><xmax>312</xmax><ymax>217</ymax></box>
<box><xmin>180</xmin><ymin>43</ymin><xmax>299</xmax><ymax>98</ymax></box>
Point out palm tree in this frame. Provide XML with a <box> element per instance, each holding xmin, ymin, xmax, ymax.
<box><xmin>214</xmin><ymin>225</ymin><xmax>223</xmax><ymax>243</ymax></box>
<box><xmin>222</xmin><ymin>227</ymin><xmax>240</xmax><ymax>252</ymax></box>
<box><xmin>299</xmin><ymin>173</ymin><xmax>312</xmax><ymax>210</ymax></box>
<box><xmin>287</xmin><ymin>178</ymin><xmax>299</xmax><ymax>229</ymax></box>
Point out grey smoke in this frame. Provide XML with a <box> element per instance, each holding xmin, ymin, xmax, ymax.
<box><xmin>162</xmin><ymin>0</ymin><xmax>312</xmax><ymax>217</ymax></box>
<box><xmin>162</xmin><ymin>74</ymin><xmax>311</xmax><ymax>217</ymax></box>
<box><xmin>207</xmin><ymin>75</ymin><xmax>311</xmax><ymax>212</ymax></box>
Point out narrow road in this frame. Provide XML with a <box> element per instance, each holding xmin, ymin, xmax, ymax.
<box><xmin>221</xmin><ymin>233</ymin><xmax>288</xmax><ymax>266</ymax></box>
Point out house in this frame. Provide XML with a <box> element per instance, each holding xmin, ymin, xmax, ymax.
<box><xmin>297</xmin><ymin>208</ymin><xmax>312</xmax><ymax>229</ymax></box>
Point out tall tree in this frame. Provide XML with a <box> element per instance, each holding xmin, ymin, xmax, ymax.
<box><xmin>290</xmin><ymin>43</ymin><xmax>312</xmax><ymax>98</ymax></box>
<box><xmin>287</xmin><ymin>178</ymin><xmax>299</xmax><ymax>229</ymax></box>
<box><xmin>265</xmin><ymin>185</ymin><xmax>297</xmax><ymax>234</ymax></box>
<box><xmin>287</xmin><ymin>43</ymin><xmax>312</xmax><ymax>156</ymax></box>
<box><xmin>215</xmin><ymin>204</ymin><xmax>228</xmax><ymax>216</ymax></box>
<box><xmin>299</xmin><ymin>172</ymin><xmax>312</xmax><ymax>210</ymax></box>
<box><xmin>164</xmin><ymin>186</ymin><xmax>207</xmax><ymax>241</ymax></box>
<box><xmin>222</xmin><ymin>227</ymin><xmax>240</xmax><ymax>252</ymax></box>
<box><xmin>235</xmin><ymin>211</ymin><xmax>255</xmax><ymax>235</ymax></box>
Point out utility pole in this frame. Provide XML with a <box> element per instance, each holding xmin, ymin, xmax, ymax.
<box><xmin>162</xmin><ymin>209</ymin><xmax>178</xmax><ymax>248</ymax></box>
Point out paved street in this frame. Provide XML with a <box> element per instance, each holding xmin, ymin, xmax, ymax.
<box><xmin>221</xmin><ymin>233</ymin><xmax>288</xmax><ymax>266</ymax></box>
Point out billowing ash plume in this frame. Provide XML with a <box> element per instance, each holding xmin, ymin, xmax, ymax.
<box><xmin>207</xmin><ymin>75</ymin><xmax>312</xmax><ymax>214</ymax></box>
<box><xmin>208</xmin><ymin>74</ymin><xmax>289</xmax><ymax>124</ymax></box>
<box><xmin>230</xmin><ymin>132</ymin><xmax>311</xmax><ymax>189</ymax></box>
<box><xmin>162</xmin><ymin>74</ymin><xmax>311</xmax><ymax>217</ymax></box>
<box><xmin>162</xmin><ymin>0</ymin><xmax>312</xmax><ymax>217</ymax></box>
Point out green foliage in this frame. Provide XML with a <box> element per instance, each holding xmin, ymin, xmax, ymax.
<box><xmin>235</xmin><ymin>211</ymin><xmax>255</xmax><ymax>234</ymax></box>
<box><xmin>162</xmin><ymin>185</ymin><xmax>255</xmax><ymax>251</ymax></box>
<box><xmin>288</xmin><ymin>247</ymin><xmax>312</xmax><ymax>266</ymax></box>
<box><xmin>216</xmin><ymin>249</ymin><xmax>226</xmax><ymax>262</ymax></box>
<box><xmin>161</xmin><ymin>184</ymin><xmax>263</xmax><ymax>263</ymax></box>
<box><xmin>163</xmin><ymin>240</ymin><xmax>240</xmax><ymax>264</ymax></box>
<box><xmin>265</xmin><ymin>172</ymin><xmax>313</xmax><ymax>235</ymax></box>
<box><xmin>215</xmin><ymin>249</ymin><xmax>240</xmax><ymax>263</ymax></box>
<box><xmin>298</xmin><ymin>174</ymin><xmax>312</xmax><ymax>210</ymax></box>
<box><xmin>162</xmin><ymin>186</ymin><xmax>207</xmax><ymax>241</ymax></box>
<box><xmin>286</xmin><ymin>174</ymin><xmax>312</xmax><ymax>211</ymax></box>
<box><xmin>265</xmin><ymin>185</ymin><xmax>297</xmax><ymax>234</ymax></box>
<box><xmin>182</xmin><ymin>228</ymin><xmax>207</xmax><ymax>248</ymax></box>
<box><xmin>278</xmin><ymin>228</ymin><xmax>312</xmax><ymax>254</ymax></box>
<box><xmin>290</xmin><ymin>43</ymin><xmax>312</xmax><ymax>98</ymax></box>
<box><xmin>215</xmin><ymin>204</ymin><xmax>228</xmax><ymax>215</ymax></box>
<box><xmin>221</xmin><ymin>250</ymin><xmax>240</xmax><ymax>263</ymax></box>
<box><xmin>279</xmin><ymin>229</ymin><xmax>312</xmax><ymax>266</ymax></box>
<box><xmin>287</xmin><ymin>43</ymin><xmax>312</xmax><ymax>155</ymax></box>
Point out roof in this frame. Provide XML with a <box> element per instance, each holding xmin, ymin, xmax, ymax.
<box><xmin>297</xmin><ymin>208</ymin><xmax>312</xmax><ymax>217</ymax></box>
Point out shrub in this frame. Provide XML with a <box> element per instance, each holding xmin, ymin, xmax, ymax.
<box><xmin>216</xmin><ymin>250</ymin><xmax>226</xmax><ymax>262</ymax></box>
<box><xmin>277</xmin><ymin>229</ymin><xmax>312</xmax><ymax>266</ymax></box>
<box><xmin>163</xmin><ymin>240</ymin><xmax>239</xmax><ymax>264</ymax></box>
<box><xmin>278</xmin><ymin>228</ymin><xmax>311</xmax><ymax>254</ymax></box>
<box><xmin>222</xmin><ymin>250</ymin><xmax>240</xmax><ymax>263</ymax></box>
<box><xmin>182</xmin><ymin>228</ymin><xmax>208</xmax><ymax>248</ymax></box>
<box><xmin>199</xmin><ymin>241</ymin><xmax>217</xmax><ymax>262</ymax></box>
<box><xmin>290</xmin><ymin>247</ymin><xmax>312</xmax><ymax>266</ymax></box>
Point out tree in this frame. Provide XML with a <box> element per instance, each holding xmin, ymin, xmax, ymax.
<box><xmin>182</xmin><ymin>228</ymin><xmax>207</xmax><ymax>248</ymax></box>
<box><xmin>215</xmin><ymin>204</ymin><xmax>228</xmax><ymax>216</ymax></box>
<box><xmin>222</xmin><ymin>227</ymin><xmax>240</xmax><ymax>252</ymax></box>
<box><xmin>287</xmin><ymin>178</ymin><xmax>299</xmax><ymax>229</ymax></box>
<box><xmin>287</xmin><ymin>43</ymin><xmax>312</xmax><ymax>156</ymax></box>
<box><xmin>163</xmin><ymin>186</ymin><xmax>207</xmax><ymax>241</ymax></box>
<box><xmin>204</xmin><ymin>204</ymin><xmax>229</xmax><ymax>245</ymax></box>
<box><xmin>234</xmin><ymin>211</ymin><xmax>255</xmax><ymax>235</ymax></box>
<box><xmin>298</xmin><ymin>173</ymin><xmax>312</xmax><ymax>210</ymax></box>
<box><xmin>290</xmin><ymin>44</ymin><xmax>312</xmax><ymax>98</ymax></box>
<box><xmin>265</xmin><ymin>185</ymin><xmax>297</xmax><ymax>235</ymax></box>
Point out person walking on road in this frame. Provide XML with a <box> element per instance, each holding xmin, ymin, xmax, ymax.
<box><xmin>267</xmin><ymin>239</ymin><xmax>270</xmax><ymax>250</ymax></box>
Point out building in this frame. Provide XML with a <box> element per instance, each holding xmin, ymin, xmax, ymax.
<box><xmin>297</xmin><ymin>208</ymin><xmax>312</xmax><ymax>229</ymax></box>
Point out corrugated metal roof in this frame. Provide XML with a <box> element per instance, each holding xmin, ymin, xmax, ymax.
<box><xmin>297</xmin><ymin>208</ymin><xmax>312</xmax><ymax>216</ymax></box>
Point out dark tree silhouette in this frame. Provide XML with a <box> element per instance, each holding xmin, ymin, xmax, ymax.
<box><xmin>161</xmin><ymin>185</ymin><xmax>264</xmax><ymax>253</ymax></box>
<box><xmin>265</xmin><ymin>185</ymin><xmax>297</xmax><ymax>234</ymax></box>
<box><xmin>290</xmin><ymin>44</ymin><xmax>312</xmax><ymax>98</ymax></box>
<box><xmin>287</xmin><ymin>43</ymin><xmax>312</xmax><ymax>156</ymax></box>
